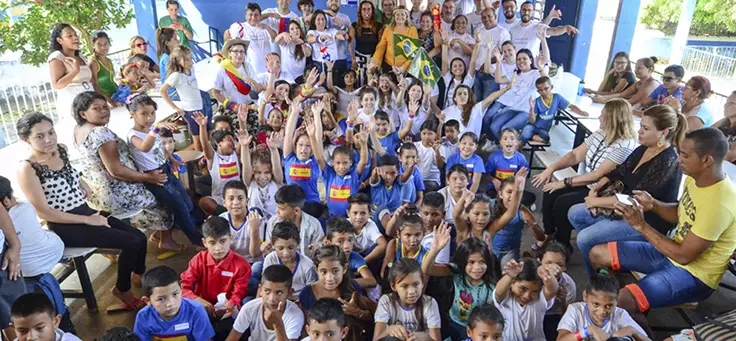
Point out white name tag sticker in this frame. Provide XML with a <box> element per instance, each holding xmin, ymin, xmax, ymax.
<box><xmin>221</xmin><ymin>271</ymin><xmax>234</xmax><ymax>277</ymax></box>
<box><xmin>174</xmin><ymin>323</ymin><xmax>189</xmax><ymax>331</ymax></box>
<box><xmin>511</xmin><ymin>165</ymin><xmax>518</xmax><ymax>169</ymax></box>
<box><xmin>467</xmin><ymin>164</ymin><xmax>474</xmax><ymax>169</ymax></box>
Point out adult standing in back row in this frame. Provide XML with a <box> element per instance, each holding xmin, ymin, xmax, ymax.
<box><xmin>225</xmin><ymin>3</ymin><xmax>277</xmax><ymax>77</ymax></box>
<box><xmin>158</xmin><ymin>0</ymin><xmax>194</xmax><ymax>48</ymax></box>
<box><xmin>509</xmin><ymin>1</ymin><xmax>578</xmax><ymax>57</ymax></box>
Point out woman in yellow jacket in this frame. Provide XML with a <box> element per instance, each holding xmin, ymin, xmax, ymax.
<box><xmin>368</xmin><ymin>7</ymin><xmax>418</xmax><ymax>74</ymax></box>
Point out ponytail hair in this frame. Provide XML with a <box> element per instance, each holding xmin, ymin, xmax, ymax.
<box><xmin>156</xmin><ymin>27</ymin><xmax>178</xmax><ymax>59</ymax></box>
<box><xmin>312</xmin><ymin>245</ymin><xmax>354</xmax><ymax>300</ymax></box>
<box><xmin>642</xmin><ymin>105</ymin><xmax>688</xmax><ymax>150</ymax></box>
<box><xmin>388</xmin><ymin>258</ymin><xmax>427</xmax><ymax>331</ymax></box>
<box><xmin>638</xmin><ymin>57</ymin><xmax>657</xmax><ymax>72</ymax></box>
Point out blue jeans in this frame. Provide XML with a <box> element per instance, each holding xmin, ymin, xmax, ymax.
<box><xmin>490</xmin><ymin>107</ymin><xmax>529</xmax><ymax>141</ymax></box>
<box><xmin>567</xmin><ymin>203</ymin><xmax>646</xmax><ymax>275</ymax></box>
<box><xmin>520</xmin><ymin>124</ymin><xmax>551</xmax><ymax>144</ymax></box>
<box><xmin>473</xmin><ymin>71</ymin><xmax>499</xmax><ymax>102</ymax></box>
<box><xmin>612</xmin><ymin>241</ymin><xmax>714</xmax><ymax>310</ymax></box>
<box><xmin>482</xmin><ymin>101</ymin><xmax>505</xmax><ymax>138</ymax></box>
<box><xmin>144</xmin><ymin>164</ymin><xmax>205</xmax><ymax>245</ymax></box>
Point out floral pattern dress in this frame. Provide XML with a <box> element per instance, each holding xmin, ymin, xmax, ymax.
<box><xmin>75</xmin><ymin>126</ymin><xmax>172</xmax><ymax>231</ymax></box>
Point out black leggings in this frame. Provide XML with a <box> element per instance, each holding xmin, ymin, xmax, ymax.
<box><xmin>47</xmin><ymin>204</ymin><xmax>147</xmax><ymax>292</ymax></box>
<box><xmin>541</xmin><ymin>186</ymin><xmax>589</xmax><ymax>249</ymax></box>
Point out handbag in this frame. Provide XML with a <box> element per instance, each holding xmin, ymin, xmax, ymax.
<box><xmin>590</xmin><ymin>180</ymin><xmax>625</xmax><ymax>220</ymax></box>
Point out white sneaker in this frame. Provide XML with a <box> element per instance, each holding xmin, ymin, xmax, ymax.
<box><xmin>480</xmin><ymin>140</ymin><xmax>496</xmax><ymax>152</ymax></box>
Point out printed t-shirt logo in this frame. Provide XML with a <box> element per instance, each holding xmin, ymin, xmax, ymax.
<box><xmin>329</xmin><ymin>185</ymin><xmax>351</xmax><ymax>202</ymax></box>
<box><xmin>219</xmin><ymin>161</ymin><xmax>239</xmax><ymax>179</ymax></box>
<box><xmin>289</xmin><ymin>164</ymin><xmax>311</xmax><ymax>180</ymax></box>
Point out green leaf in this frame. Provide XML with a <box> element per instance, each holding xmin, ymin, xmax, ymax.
<box><xmin>0</xmin><ymin>0</ymin><xmax>133</xmax><ymax>66</ymax></box>
<box><xmin>641</xmin><ymin>0</ymin><xmax>736</xmax><ymax>36</ymax></box>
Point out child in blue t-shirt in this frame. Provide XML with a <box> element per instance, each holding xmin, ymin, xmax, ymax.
<box><xmin>646</xmin><ymin>64</ymin><xmax>685</xmax><ymax>107</ymax></box>
<box><xmin>283</xmin><ymin>98</ymin><xmax>324</xmax><ymax>218</ymax></box>
<box><xmin>397</xmin><ymin>143</ymin><xmax>426</xmax><ymax>204</ymax></box>
<box><xmin>485</xmin><ymin>128</ymin><xmax>535</xmax><ymax>208</ymax></box>
<box><xmin>520</xmin><ymin>77</ymin><xmax>588</xmax><ymax>145</ymax></box>
<box><xmin>134</xmin><ymin>266</ymin><xmax>215</xmax><ymax>341</ymax></box>
<box><xmin>445</xmin><ymin>132</ymin><xmax>485</xmax><ymax>193</ymax></box>
<box><xmin>323</xmin><ymin>217</ymin><xmax>378</xmax><ymax>290</ymax></box>
<box><xmin>370</xmin><ymin>154</ymin><xmax>414</xmax><ymax>213</ymax></box>
<box><xmin>490</xmin><ymin>175</ymin><xmax>538</xmax><ymax>270</ymax></box>
<box><xmin>314</xmin><ymin>101</ymin><xmax>369</xmax><ymax>217</ymax></box>
<box><xmin>372</xmin><ymin>110</ymin><xmax>411</xmax><ymax>156</ymax></box>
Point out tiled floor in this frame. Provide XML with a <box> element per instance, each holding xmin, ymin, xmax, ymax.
<box><xmin>63</xmin><ymin>123</ymin><xmax>736</xmax><ymax>340</ymax></box>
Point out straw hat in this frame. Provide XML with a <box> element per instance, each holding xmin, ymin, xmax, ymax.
<box><xmin>221</xmin><ymin>38</ymin><xmax>248</xmax><ymax>59</ymax></box>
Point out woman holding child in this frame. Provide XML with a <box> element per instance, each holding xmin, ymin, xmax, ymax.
<box><xmin>532</xmin><ymin>99</ymin><xmax>637</xmax><ymax>254</ymax></box>
<box><xmin>16</xmin><ymin>111</ymin><xmax>148</xmax><ymax>310</ymax></box>
<box><xmin>70</xmin><ymin>91</ymin><xmax>181</xmax><ymax>252</ymax></box>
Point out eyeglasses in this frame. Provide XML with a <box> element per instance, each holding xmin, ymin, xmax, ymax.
<box><xmin>136</xmin><ymin>42</ymin><xmax>148</xmax><ymax>48</ymax></box>
<box><xmin>662</xmin><ymin>76</ymin><xmax>677</xmax><ymax>82</ymax></box>
<box><xmin>614</xmin><ymin>61</ymin><xmax>627</xmax><ymax>66</ymax></box>
<box><xmin>229</xmin><ymin>49</ymin><xmax>245</xmax><ymax>55</ymax></box>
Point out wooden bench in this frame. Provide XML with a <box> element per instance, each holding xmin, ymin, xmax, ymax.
<box><xmin>56</xmin><ymin>247</ymin><xmax>99</xmax><ymax>313</ymax></box>
<box><xmin>523</xmin><ymin>141</ymin><xmax>551</xmax><ymax>173</ymax></box>
<box><xmin>533</xmin><ymin>151</ymin><xmax>578</xmax><ymax>181</ymax></box>
<box><xmin>631</xmin><ymin>271</ymin><xmax>699</xmax><ymax>331</ymax></box>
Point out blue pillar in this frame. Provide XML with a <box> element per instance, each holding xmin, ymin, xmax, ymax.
<box><xmin>132</xmin><ymin>0</ymin><xmax>159</xmax><ymax>60</ymax></box>
<box><xmin>568</xmin><ymin>0</ymin><xmax>598</xmax><ymax>78</ymax></box>
<box><xmin>609</xmin><ymin>0</ymin><xmax>640</xmax><ymax>64</ymax></box>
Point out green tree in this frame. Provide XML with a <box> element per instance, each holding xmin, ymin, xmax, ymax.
<box><xmin>641</xmin><ymin>0</ymin><xmax>736</xmax><ymax>37</ymax></box>
<box><xmin>0</xmin><ymin>0</ymin><xmax>134</xmax><ymax>66</ymax></box>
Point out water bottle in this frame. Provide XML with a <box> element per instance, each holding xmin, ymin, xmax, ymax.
<box><xmin>577</xmin><ymin>80</ymin><xmax>585</xmax><ymax>97</ymax></box>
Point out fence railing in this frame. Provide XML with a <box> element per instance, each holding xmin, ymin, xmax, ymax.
<box><xmin>0</xmin><ymin>32</ymin><xmax>220</xmax><ymax>147</ymax></box>
<box><xmin>682</xmin><ymin>46</ymin><xmax>736</xmax><ymax>79</ymax></box>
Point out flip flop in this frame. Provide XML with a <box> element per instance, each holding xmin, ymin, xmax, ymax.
<box><xmin>106</xmin><ymin>298</ymin><xmax>145</xmax><ymax>314</ymax></box>
<box><xmin>157</xmin><ymin>244</ymin><xmax>187</xmax><ymax>261</ymax></box>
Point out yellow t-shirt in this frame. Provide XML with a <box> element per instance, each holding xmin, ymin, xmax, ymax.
<box><xmin>670</xmin><ymin>176</ymin><xmax>736</xmax><ymax>288</ymax></box>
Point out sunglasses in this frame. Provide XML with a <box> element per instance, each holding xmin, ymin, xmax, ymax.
<box><xmin>662</xmin><ymin>76</ymin><xmax>677</xmax><ymax>82</ymax></box>
<box><xmin>136</xmin><ymin>42</ymin><xmax>148</xmax><ymax>48</ymax></box>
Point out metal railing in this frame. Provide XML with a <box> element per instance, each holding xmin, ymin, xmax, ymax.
<box><xmin>0</xmin><ymin>30</ymin><xmax>221</xmax><ymax>147</ymax></box>
<box><xmin>682</xmin><ymin>46</ymin><xmax>736</xmax><ymax>79</ymax></box>
<box><xmin>650</xmin><ymin>65</ymin><xmax>729</xmax><ymax>122</ymax></box>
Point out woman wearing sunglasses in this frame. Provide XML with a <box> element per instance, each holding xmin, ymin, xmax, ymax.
<box><xmin>127</xmin><ymin>35</ymin><xmax>161</xmax><ymax>75</ymax></box>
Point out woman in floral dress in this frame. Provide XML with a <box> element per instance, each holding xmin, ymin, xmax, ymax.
<box><xmin>71</xmin><ymin>91</ymin><xmax>182</xmax><ymax>254</ymax></box>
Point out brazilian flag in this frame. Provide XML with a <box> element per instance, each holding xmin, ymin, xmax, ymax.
<box><xmin>393</xmin><ymin>33</ymin><xmax>422</xmax><ymax>60</ymax></box>
<box><xmin>408</xmin><ymin>48</ymin><xmax>441</xmax><ymax>89</ymax></box>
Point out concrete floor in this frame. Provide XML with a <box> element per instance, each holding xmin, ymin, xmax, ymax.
<box><xmin>63</xmin><ymin>123</ymin><xmax>736</xmax><ymax>341</ymax></box>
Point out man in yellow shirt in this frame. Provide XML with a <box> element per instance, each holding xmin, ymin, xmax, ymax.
<box><xmin>588</xmin><ymin>128</ymin><xmax>736</xmax><ymax>336</ymax></box>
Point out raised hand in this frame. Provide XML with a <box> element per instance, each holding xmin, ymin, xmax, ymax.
<box><xmin>325</xmin><ymin>60</ymin><xmax>335</xmax><ymax>71</ymax></box>
<box><xmin>508</xmin><ymin>72</ymin><xmax>517</xmax><ymax>87</ymax></box>
<box><xmin>267</xmin><ymin>131</ymin><xmax>284</xmax><ymax>149</ymax></box>
<box><xmin>260</xmin><ymin>240</ymin><xmax>273</xmax><ymax>254</ymax></box>
<box><xmin>192</xmin><ymin>111</ymin><xmax>208</xmax><ymax>127</ymax></box>
<box><xmin>408</xmin><ymin>99</ymin><xmax>420</xmax><ymax>117</ymax></box>
<box><xmin>398</xmin><ymin>78</ymin><xmax>409</xmax><ymax>91</ymax></box>
<box><xmin>432</xmin><ymin>222</ymin><xmax>452</xmax><ymax>250</ymax></box>
<box><xmin>237</xmin><ymin>129</ymin><xmax>253</xmax><ymax>147</ymax></box>
<box><xmin>306</xmin><ymin>67</ymin><xmax>319</xmax><ymax>86</ymax></box>
<box><xmin>503</xmin><ymin>259</ymin><xmax>523</xmax><ymax>278</ymax></box>
<box><xmin>547</xmin><ymin>5</ymin><xmax>562</xmax><ymax>21</ymax></box>
<box><xmin>311</xmin><ymin>99</ymin><xmax>325</xmax><ymax>116</ymax></box>
<box><xmin>537</xmin><ymin>263</ymin><xmax>561</xmax><ymax>281</ymax></box>
<box><xmin>237</xmin><ymin>104</ymin><xmax>249</xmax><ymax>130</ymax></box>
<box><xmin>347</xmin><ymin>100</ymin><xmax>359</xmax><ymax>122</ymax></box>
<box><xmin>461</xmin><ymin>188</ymin><xmax>476</xmax><ymax>209</ymax></box>
<box><xmin>493</xmin><ymin>48</ymin><xmax>503</xmax><ymax>63</ymax></box>
<box><xmin>247</xmin><ymin>210</ymin><xmax>262</xmax><ymax>230</ymax></box>
<box><xmin>156</xmin><ymin>121</ymin><xmax>179</xmax><ymax>132</ymax></box>
<box><xmin>529</xmin><ymin>96</ymin><xmax>535</xmax><ymax>112</ymax></box>
<box><xmin>515</xmin><ymin>167</ymin><xmax>528</xmax><ymax>191</ymax></box>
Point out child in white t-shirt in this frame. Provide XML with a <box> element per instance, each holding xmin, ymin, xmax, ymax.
<box><xmin>229</xmin><ymin>264</ymin><xmax>305</xmax><ymax>341</ymax></box>
<box><xmin>493</xmin><ymin>258</ymin><xmax>560</xmax><ymax>341</ymax></box>
<box><xmin>242</xmin><ymin>133</ymin><xmax>283</xmax><ymax>220</ymax></box>
<box><xmin>306</xmin><ymin>11</ymin><xmax>348</xmax><ymax>71</ymax></box>
<box><xmin>374</xmin><ymin>259</ymin><xmax>442</xmax><ymax>341</ymax></box>
<box><xmin>414</xmin><ymin>120</ymin><xmax>443</xmax><ymax>191</ymax></box>
<box><xmin>227</xmin><ymin>3</ymin><xmax>278</xmax><ymax>76</ymax></box>
<box><xmin>539</xmin><ymin>241</ymin><xmax>577</xmax><ymax>341</ymax></box>
<box><xmin>262</xmin><ymin>222</ymin><xmax>317</xmax><ymax>300</ymax></box>
<box><xmin>127</xmin><ymin>94</ymin><xmax>204</xmax><ymax>247</ymax></box>
<box><xmin>160</xmin><ymin>46</ymin><xmax>209</xmax><ymax>152</ymax></box>
<box><xmin>557</xmin><ymin>273</ymin><xmax>649</xmax><ymax>341</ymax></box>
<box><xmin>346</xmin><ymin>194</ymin><xmax>387</xmax><ymax>267</ymax></box>
<box><xmin>0</xmin><ymin>177</ymin><xmax>63</xmax><ymax>278</ymax></box>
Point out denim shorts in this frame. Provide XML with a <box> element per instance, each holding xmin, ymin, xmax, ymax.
<box><xmin>608</xmin><ymin>241</ymin><xmax>714</xmax><ymax>311</ymax></box>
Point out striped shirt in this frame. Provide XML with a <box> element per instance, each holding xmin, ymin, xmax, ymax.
<box><xmin>583</xmin><ymin>130</ymin><xmax>637</xmax><ymax>173</ymax></box>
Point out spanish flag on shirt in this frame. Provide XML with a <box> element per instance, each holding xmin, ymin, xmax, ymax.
<box><xmin>496</xmin><ymin>168</ymin><xmax>516</xmax><ymax>180</ymax></box>
<box><xmin>219</xmin><ymin>161</ymin><xmax>239</xmax><ymax>179</ymax></box>
<box><xmin>289</xmin><ymin>164</ymin><xmax>311</xmax><ymax>181</ymax></box>
<box><xmin>329</xmin><ymin>185</ymin><xmax>351</xmax><ymax>202</ymax></box>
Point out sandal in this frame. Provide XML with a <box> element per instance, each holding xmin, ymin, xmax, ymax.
<box><xmin>157</xmin><ymin>244</ymin><xmax>187</xmax><ymax>261</ymax></box>
<box><xmin>107</xmin><ymin>288</ymin><xmax>145</xmax><ymax>313</ymax></box>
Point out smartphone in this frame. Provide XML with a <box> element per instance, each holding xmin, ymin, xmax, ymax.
<box><xmin>615</xmin><ymin>193</ymin><xmax>634</xmax><ymax>206</ymax></box>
